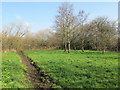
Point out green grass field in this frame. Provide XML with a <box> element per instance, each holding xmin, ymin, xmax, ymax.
<box><xmin>2</xmin><ymin>52</ymin><xmax>33</xmax><ymax>88</ymax></box>
<box><xmin>24</xmin><ymin>50</ymin><xmax>119</xmax><ymax>88</ymax></box>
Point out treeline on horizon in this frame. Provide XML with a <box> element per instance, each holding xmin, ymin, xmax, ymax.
<box><xmin>1</xmin><ymin>2</ymin><xmax>119</xmax><ymax>53</ymax></box>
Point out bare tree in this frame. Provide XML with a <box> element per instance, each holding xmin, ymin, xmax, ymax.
<box><xmin>75</xmin><ymin>11</ymin><xmax>88</xmax><ymax>52</ymax></box>
<box><xmin>88</xmin><ymin>17</ymin><xmax>117</xmax><ymax>53</ymax></box>
<box><xmin>54</xmin><ymin>2</ymin><xmax>74</xmax><ymax>53</ymax></box>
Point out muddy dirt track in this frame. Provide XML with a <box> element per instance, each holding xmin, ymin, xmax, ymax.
<box><xmin>18</xmin><ymin>51</ymin><xmax>57</xmax><ymax>89</ymax></box>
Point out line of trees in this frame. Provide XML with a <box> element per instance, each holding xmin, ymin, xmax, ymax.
<box><xmin>1</xmin><ymin>2</ymin><xmax>119</xmax><ymax>53</ymax></box>
<box><xmin>53</xmin><ymin>2</ymin><xmax>118</xmax><ymax>53</ymax></box>
<box><xmin>2</xmin><ymin>22</ymin><xmax>54</xmax><ymax>52</ymax></box>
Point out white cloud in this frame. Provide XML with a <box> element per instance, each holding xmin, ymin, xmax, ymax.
<box><xmin>22</xmin><ymin>21</ymin><xmax>31</xmax><ymax>27</ymax></box>
<box><xmin>15</xmin><ymin>15</ymin><xmax>31</xmax><ymax>27</ymax></box>
<box><xmin>15</xmin><ymin>14</ymin><xmax>23</xmax><ymax>21</ymax></box>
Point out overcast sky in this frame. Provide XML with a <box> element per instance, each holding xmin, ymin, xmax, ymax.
<box><xmin>2</xmin><ymin>2</ymin><xmax>118</xmax><ymax>32</ymax></box>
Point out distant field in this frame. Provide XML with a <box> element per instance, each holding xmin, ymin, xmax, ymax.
<box><xmin>2</xmin><ymin>52</ymin><xmax>33</xmax><ymax>88</ymax></box>
<box><xmin>24</xmin><ymin>50</ymin><xmax>119</xmax><ymax>88</ymax></box>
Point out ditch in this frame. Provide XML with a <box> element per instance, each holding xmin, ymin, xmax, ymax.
<box><xmin>18</xmin><ymin>51</ymin><xmax>58</xmax><ymax>89</ymax></box>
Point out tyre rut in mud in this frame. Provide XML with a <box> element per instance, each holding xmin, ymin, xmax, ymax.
<box><xmin>18</xmin><ymin>51</ymin><xmax>59</xmax><ymax>89</ymax></box>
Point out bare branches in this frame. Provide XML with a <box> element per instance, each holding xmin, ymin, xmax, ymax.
<box><xmin>2</xmin><ymin>21</ymin><xmax>30</xmax><ymax>51</ymax></box>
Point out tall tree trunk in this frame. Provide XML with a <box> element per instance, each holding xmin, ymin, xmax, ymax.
<box><xmin>68</xmin><ymin>41</ymin><xmax>70</xmax><ymax>53</ymax></box>
<box><xmin>81</xmin><ymin>40</ymin><xmax>84</xmax><ymax>52</ymax></box>
<box><xmin>67</xmin><ymin>28</ymin><xmax>70</xmax><ymax>53</ymax></box>
<box><xmin>64</xmin><ymin>42</ymin><xmax>67</xmax><ymax>52</ymax></box>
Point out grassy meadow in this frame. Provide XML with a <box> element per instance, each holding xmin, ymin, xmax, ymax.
<box><xmin>2</xmin><ymin>52</ymin><xmax>33</xmax><ymax>88</ymax></box>
<box><xmin>24</xmin><ymin>50</ymin><xmax>119</xmax><ymax>88</ymax></box>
